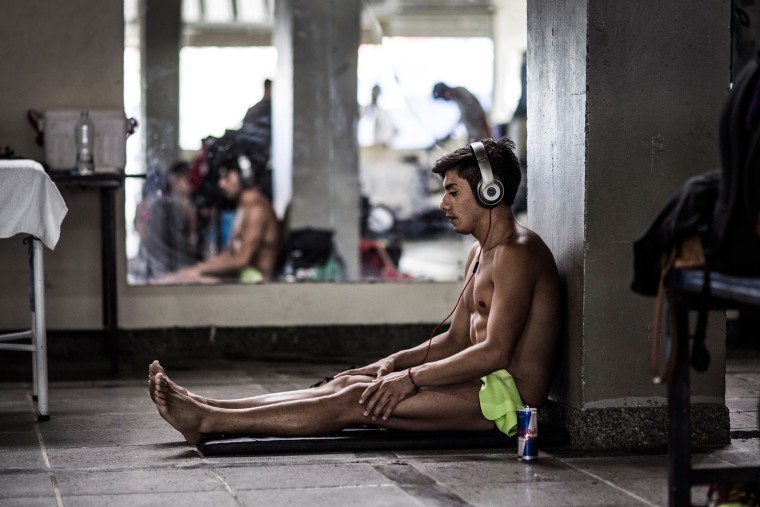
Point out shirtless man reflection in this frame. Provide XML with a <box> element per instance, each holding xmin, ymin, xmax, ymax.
<box><xmin>149</xmin><ymin>137</ymin><xmax>561</xmax><ymax>445</ymax></box>
<box><xmin>154</xmin><ymin>156</ymin><xmax>280</xmax><ymax>285</ymax></box>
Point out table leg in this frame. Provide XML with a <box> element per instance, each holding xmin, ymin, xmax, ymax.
<box><xmin>101</xmin><ymin>187</ymin><xmax>119</xmax><ymax>373</ymax></box>
<box><xmin>668</xmin><ymin>301</ymin><xmax>692</xmax><ymax>507</ymax></box>
<box><xmin>32</xmin><ymin>239</ymin><xmax>49</xmax><ymax>420</ymax></box>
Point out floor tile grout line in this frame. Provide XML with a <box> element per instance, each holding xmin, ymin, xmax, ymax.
<box><xmin>196</xmin><ymin>446</ymin><xmax>244</xmax><ymax>507</ymax></box>
<box><xmin>33</xmin><ymin>415</ymin><xmax>64</xmax><ymax>507</ymax></box>
<box><xmin>210</xmin><ymin>468</ymin><xmax>245</xmax><ymax>507</ymax></box>
<box><xmin>23</xmin><ymin>390</ymin><xmax>51</xmax><ymax>468</ymax></box>
<box><xmin>33</xmin><ymin>423</ymin><xmax>51</xmax><ymax>469</ymax></box>
<box><xmin>560</xmin><ymin>459</ymin><xmax>659</xmax><ymax>507</ymax></box>
<box><xmin>49</xmin><ymin>474</ymin><xmax>65</xmax><ymax>507</ymax></box>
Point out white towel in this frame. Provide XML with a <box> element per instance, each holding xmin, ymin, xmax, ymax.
<box><xmin>0</xmin><ymin>159</ymin><xmax>68</xmax><ymax>249</ymax></box>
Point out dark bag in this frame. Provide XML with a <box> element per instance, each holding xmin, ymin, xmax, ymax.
<box><xmin>631</xmin><ymin>173</ymin><xmax>718</xmax><ymax>380</ymax></box>
<box><xmin>633</xmin><ymin>57</ymin><xmax>760</xmax><ymax>295</ymax></box>
<box><xmin>631</xmin><ymin>171</ymin><xmax>720</xmax><ymax>297</ymax></box>
<box><xmin>711</xmin><ymin>56</ymin><xmax>760</xmax><ymax>276</ymax></box>
<box><xmin>285</xmin><ymin>228</ymin><xmax>334</xmax><ymax>269</ymax></box>
<box><xmin>282</xmin><ymin>228</ymin><xmax>344</xmax><ymax>282</ymax></box>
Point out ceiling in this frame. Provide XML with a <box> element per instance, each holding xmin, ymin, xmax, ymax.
<box><xmin>178</xmin><ymin>0</ymin><xmax>496</xmax><ymax>46</ymax></box>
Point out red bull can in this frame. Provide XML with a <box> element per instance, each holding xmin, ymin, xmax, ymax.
<box><xmin>517</xmin><ymin>406</ymin><xmax>538</xmax><ymax>462</ymax></box>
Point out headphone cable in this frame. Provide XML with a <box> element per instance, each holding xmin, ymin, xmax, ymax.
<box><xmin>418</xmin><ymin>209</ymin><xmax>492</xmax><ymax>366</ymax></box>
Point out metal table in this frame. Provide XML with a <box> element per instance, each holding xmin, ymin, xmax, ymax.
<box><xmin>0</xmin><ymin>160</ymin><xmax>68</xmax><ymax>420</ymax></box>
<box><xmin>667</xmin><ymin>269</ymin><xmax>760</xmax><ymax>506</ymax></box>
<box><xmin>48</xmin><ymin>171</ymin><xmax>123</xmax><ymax>373</ymax></box>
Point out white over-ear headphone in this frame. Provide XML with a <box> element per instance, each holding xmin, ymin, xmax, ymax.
<box><xmin>469</xmin><ymin>141</ymin><xmax>504</xmax><ymax>208</ymax></box>
<box><xmin>238</xmin><ymin>155</ymin><xmax>254</xmax><ymax>186</ymax></box>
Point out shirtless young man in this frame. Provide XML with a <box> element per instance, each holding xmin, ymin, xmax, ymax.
<box><xmin>155</xmin><ymin>157</ymin><xmax>280</xmax><ymax>284</ymax></box>
<box><xmin>149</xmin><ymin>137</ymin><xmax>561</xmax><ymax>445</ymax></box>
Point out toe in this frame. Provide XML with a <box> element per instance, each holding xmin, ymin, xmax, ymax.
<box><xmin>149</xmin><ymin>360</ymin><xmax>164</xmax><ymax>375</ymax></box>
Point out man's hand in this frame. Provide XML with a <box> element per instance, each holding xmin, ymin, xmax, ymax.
<box><xmin>334</xmin><ymin>356</ymin><xmax>396</xmax><ymax>380</ymax></box>
<box><xmin>358</xmin><ymin>370</ymin><xmax>417</xmax><ymax>421</ymax></box>
<box><xmin>150</xmin><ymin>265</ymin><xmax>215</xmax><ymax>285</ymax></box>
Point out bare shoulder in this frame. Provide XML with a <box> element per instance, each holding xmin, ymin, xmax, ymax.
<box><xmin>240</xmin><ymin>191</ymin><xmax>275</xmax><ymax>217</ymax></box>
<box><xmin>495</xmin><ymin>224</ymin><xmax>558</xmax><ymax>277</ymax></box>
<box><xmin>239</xmin><ymin>190</ymin><xmax>259</xmax><ymax>208</ymax></box>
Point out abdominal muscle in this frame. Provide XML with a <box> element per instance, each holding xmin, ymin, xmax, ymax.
<box><xmin>469</xmin><ymin>310</ymin><xmax>489</xmax><ymax>347</ymax></box>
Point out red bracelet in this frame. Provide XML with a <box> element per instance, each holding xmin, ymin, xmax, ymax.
<box><xmin>408</xmin><ymin>367</ymin><xmax>420</xmax><ymax>392</ymax></box>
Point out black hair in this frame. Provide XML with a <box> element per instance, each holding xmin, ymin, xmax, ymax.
<box><xmin>217</xmin><ymin>154</ymin><xmax>240</xmax><ymax>172</ymax></box>
<box><xmin>169</xmin><ymin>160</ymin><xmax>190</xmax><ymax>176</ymax></box>
<box><xmin>218</xmin><ymin>154</ymin><xmax>259</xmax><ymax>190</ymax></box>
<box><xmin>432</xmin><ymin>82</ymin><xmax>451</xmax><ymax>100</ymax></box>
<box><xmin>431</xmin><ymin>136</ymin><xmax>522</xmax><ymax>206</ymax></box>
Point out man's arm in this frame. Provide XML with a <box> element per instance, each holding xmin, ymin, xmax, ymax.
<box><xmin>335</xmin><ymin>246</ymin><xmax>478</xmax><ymax>379</ymax></box>
<box><xmin>387</xmin><ymin>249</ymin><xmax>478</xmax><ymax>369</ymax></box>
<box><xmin>184</xmin><ymin>201</ymin><xmax>267</xmax><ymax>277</ymax></box>
<box><xmin>336</xmin><ymin>324</ymin><xmax>470</xmax><ymax>380</ymax></box>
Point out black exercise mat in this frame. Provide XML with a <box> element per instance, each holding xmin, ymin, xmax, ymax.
<box><xmin>198</xmin><ymin>424</ymin><xmax>569</xmax><ymax>456</ymax></box>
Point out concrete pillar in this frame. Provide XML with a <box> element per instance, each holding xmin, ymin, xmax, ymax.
<box><xmin>528</xmin><ymin>1</ymin><xmax>731</xmax><ymax>448</ymax></box>
<box><xmin>272</xmin><ymin>0</ymin><xmax>361</xmax><ymax>280</ymax></box>
<box><xmin>141</xmin><ymin>0</ymin><xmax>181</xmax><ymax>174</ymax></box>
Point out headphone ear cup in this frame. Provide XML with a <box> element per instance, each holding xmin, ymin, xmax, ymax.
<box><xmin>469</xmin><ymin>140</ymin><xmax>504</xmax><ymax>209</ymax></box>
<box><xmin>238</xmin><ymin>155</ymin><xmax>254</xmax><ymax>186</ymax></box>
<box><xmin>478</xmin><ymin>179</ymin><xmax>504</xmax><ymax>208</ymax></box>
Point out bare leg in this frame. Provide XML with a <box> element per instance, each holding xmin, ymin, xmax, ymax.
<box><xmin>202</xmin><ymin>378</ymin><xmax>373</xmax><ymax>409</ymax></box>
<box><xmin>153</xmin><ymin>373</ymin><xmax>492</xmax><ymax>445</ymax></box>
<box><xmin>148</xmin><ymin>360</ymin><xmax>373</xmax><ymax>409</ymax></box>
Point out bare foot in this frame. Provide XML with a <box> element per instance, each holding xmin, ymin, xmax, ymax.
<box><xmin>154</xmin><ymin>373</ymin><xmax>207</xmax><ymax>445</ymax></box>
<box><xmin>147</xmin><ymin>360</ymin><xmax>166</xmax><ymax>403</ymax></box>
<box><xmin>148</xmin><ymin>361</ymin><xmax>206</xmax><ymax>406</ymax></box>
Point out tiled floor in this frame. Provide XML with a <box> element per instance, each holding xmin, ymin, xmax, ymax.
<box><xmin>0</xmin><ymin>348</ymin><xmax>757</xmax><ymax>507</ymax></box>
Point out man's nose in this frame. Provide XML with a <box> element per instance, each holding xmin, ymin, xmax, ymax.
<box><xmin>439</xmin><ymin>195</ymin><xmax>448</xmax><ymax>211</ymax></box>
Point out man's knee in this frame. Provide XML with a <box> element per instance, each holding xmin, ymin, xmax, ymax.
<box><xmin>326</xmin><ymin>375</ymin><xmax>352</xmax><ymax>391</ymax></box>
<box><xmin>337</xmin><ymin>382</ymin><xmax>367</xmax><ymax>399</ymax></box>
<box><xmin>326</xmin><ymin>374</ymin><xmax>370</xmax><ymax>391</ymax></box>
<box><xmin>331</xmin><ymin>383</ymin><xmax>368</xmax><ymax>412</ymax></box>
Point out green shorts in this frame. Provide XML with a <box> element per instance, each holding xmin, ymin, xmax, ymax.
<box><xmin>240</xmin><ymin>267</ymin><xmax>264</xmax><ymax>284</ymax></box>
<box><xmin>479</xmin><ymin>369</ymin><xmax>524</xmax><ymax>436</ymax></box>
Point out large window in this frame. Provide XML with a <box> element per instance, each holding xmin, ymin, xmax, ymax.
<box><xmin>179</xmin><ymin>46</ymin><xmax>277</xmax><ymax>150</ymax></box>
